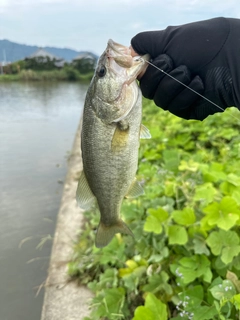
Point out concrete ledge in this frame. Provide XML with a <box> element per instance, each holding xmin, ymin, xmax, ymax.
<box><xmin>41</xmin><ymin>121</ymin><xmax>93</xmax><ymax>320</ymax></box>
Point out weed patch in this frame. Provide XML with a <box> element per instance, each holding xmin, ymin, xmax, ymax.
<box><xmin>69</xmin><ymin>100</ymin><xmax>240</xmax><ymax>320</ymax></box>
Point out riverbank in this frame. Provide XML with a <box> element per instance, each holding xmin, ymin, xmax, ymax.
<box><xmin>41</xmin><ymin>121</ymin><xmax>93</xmax><ymax>320</ymax></box>
<box><xmin>0</xmin><ymin>69</ymin><xmax>93</xmax><ymax>82</ymax></box>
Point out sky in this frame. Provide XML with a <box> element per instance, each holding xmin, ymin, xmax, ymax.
<box><xmin>0</xmin><ymin>0</ymin><xmax>240</xmax><ymax>56</ymax></box>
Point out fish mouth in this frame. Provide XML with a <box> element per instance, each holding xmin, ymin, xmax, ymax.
<box><xmin>96</xmin><ymin>39</ymin><xmax>149</xmax><ymax>118</ymax></box>
<box><xmin>107</xmin><ymin>39</ymin><xmax>131</xmax><ymax>56</ymax></box>
<box><xmin>106</xmin><ymin>42</ymin><xmax>149</xmax><ymax>83</ymax></box>
<box><xmin>106</xmin><ymin>39</ymin><xmax>149</xmax><ymax>72</ymax></box>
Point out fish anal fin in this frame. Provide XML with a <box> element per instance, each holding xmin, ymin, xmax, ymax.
<box><xmin>95</xmin><ymin>219</ymin><xmax>133</xmax><ymax>248</ymax></box>
<box><xmin>125</xmin><ymin>178</ymin><xmax>144</xmax><ymax>199</ymax></box>
<box><xmin>140</xmin><ymin>124</ymin><xmax>151</xmax><ymax>139</ymax></box>
<box><xmin>111</xmin><ymin>123</ymin><xmax>129</xmax><ymax>152</ymax></box>
<box><xmin>76</xmin><ymin>170</ymin><xmax>95</xmax><ymax>210</ymax></box>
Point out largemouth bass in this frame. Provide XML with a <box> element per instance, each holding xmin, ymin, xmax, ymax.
<box><xmin>76</xmin><ymin>39</ymin><xmax>150</xmax><ymax>248</ymax></box>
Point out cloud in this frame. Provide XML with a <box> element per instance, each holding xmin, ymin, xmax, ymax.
<box><xmin>0</xmin><ymin>0</ymin><xmax>149</xmax><ymax>8</ymax></box>
<box><xmin>171</xmin><ymin>0</ymin><xmax>239</xmax><ymax>14</ymax></box>
<box><xmin>1</xmin><ymin>0</ymin><xmax>240</xmax><ymax>55</ymax></box>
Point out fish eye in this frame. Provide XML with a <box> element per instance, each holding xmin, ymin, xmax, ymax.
<box><xmin>97</xmin><ymin>66</ymin><xmax>106</xmax><ymax>78</ymax></box>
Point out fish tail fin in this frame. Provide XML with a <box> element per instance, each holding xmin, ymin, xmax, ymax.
<box><xmin>95</xmin><ymin>219</ymin><xmax>134</xmax><ymax>248</ymax></box>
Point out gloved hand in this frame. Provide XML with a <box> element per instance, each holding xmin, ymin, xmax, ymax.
<box><xmin>131</xmin><ymin>17</ymin><xmax>240</xmax><ymax>120</ymax></box>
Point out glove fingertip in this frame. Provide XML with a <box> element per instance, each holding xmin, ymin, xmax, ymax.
<box><xmin>139</xmin><ymin>54</ymin><xmax>174</xmax><ymax>99</ymax></box>
<box><xmin>131</xmin><ymin>30</ymin><xmax>165</xmax><ymax>57</ymax></box>
<box><xmin>193</xmin><ymin>75</ymin><xmax>204</xmax><ymax>92</ymax></box>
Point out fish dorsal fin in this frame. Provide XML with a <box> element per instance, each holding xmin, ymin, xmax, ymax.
<box><xmin>125</xmin><ymin>178</ymin><xmax>144</xmax><ymax>199</ymax></box>
<box><xmin>76</xmin><ymin>170</ymin><xmax>95</xmax><ymax>210</ymax></box>
<box><xmin>140</xmin><ymin>124</ymin><xmax>151</xmax><ymax>139</ymax></box>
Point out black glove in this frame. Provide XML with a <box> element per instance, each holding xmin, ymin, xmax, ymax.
<box><xmin>131</xmin><ymin>17</ymin><xmax>240</xmax><ymax>120</ymax></box>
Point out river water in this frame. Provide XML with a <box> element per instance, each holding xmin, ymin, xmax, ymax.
<box><xmin>0</xmin><ymin>82</ymin><xmax>87</xmax><ymax>320</ymax></box>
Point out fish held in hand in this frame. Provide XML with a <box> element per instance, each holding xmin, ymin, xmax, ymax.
<box><xmin>76</xmin><ymin>39</ymin><xmax>150</xmax><ymax>248</ymax></box>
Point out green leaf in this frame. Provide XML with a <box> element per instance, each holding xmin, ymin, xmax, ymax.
<box><xmin>179</xmin><ymin>159</ymin><xmax>200</xmax><ymax>172</ymax></box>
<box><xmin>178</xmin><ymin>285</ymin><xmax>204</xmax><ymax>307</ymax></box>
<box><xmin>99</xmin><ymin>237</ymin><xmax>126</xmax><ymax>265</ymax></box>
<box><xmin>210</xmin><ymin>280</ymin><xmax>236</xmax><ymax>300</ymax></box>
<box><xmin>180</xmin><ymin>257</ymin><xmax>197</xmax><ymax>269</ymax></box>
<box><xmin>144</xmin><ymin>207</ymin><xmax>168</xmax><ymax>234</ymax></box>
<box><xmin>172</xmin><ymin>207</ymin><xmax>196</xmax><ymax>225</ymax></box>
<box><xmin>165</xmin><ymin>181</ymin><xmax>176</xmax><ymax>197</ymax></box>
<box><xmin>99</xmin><ymin>268</ymin><xmax>118</xmax><ymax>287</ymax></box>
<box><xmin>218</xmin><ymin>197</ymin><xmax>240</xmax><ymax>227</ymax></box>
<box><xmin>177</xmin><ymin>255</ymin><xmax>212</xmax><ymax>284</ymax></box>
<box><xmin>163</xmin><ymin>149</ymin><xmax>179</xmax><ymax>173</ymax></box>
<box><xmin>201</xmin><ymin>162</ymin><xmax>226</xmax><ymax>183</ymax></box>
<box><xmin>133</xmin><ymin>306</ymin><xmax>154</xmax><ymax>320</ymax></box>
<box><xmin>220</xmin><ymin>181</ymin><xmax>234</xmax><ymax>195</ymax></box>
<box><xmin>232</xmin><ymin>190</ymin><xmax>240</xmax><ymax>206</ymax></box>
<box><xmin>221</xmin><ymin>246</ymin><xmax>240</xmax><ymax>264</ymax></box>
<box><xmin>103</xmin><ymin>287</ymin><xmax>126</xmax><ymax>314</ymax></box>
<box><xmin>144</xmin><ymin>215</ymin><xmax>163</xmax><ymax>234</ymax></box>
<box><xmin>143</xmin><ymin>272</ymin><xmax>173</xmax><ymax>295</ymax></box>
<box><xmin>193</xmin><ymin>238</ymin><xmax>210</xmax><ymax>255</ymax></box>
<box><xmin>231</xmin><ymin>294</ymin><xmax>240</xmax><ymax>309</ymax></box>
<box><xmin>223</xmin><ymin>230</ymin><xmax>240</xmax><ymax>247</ymax></box>
<box><xmin>147</xmin><ymin>208</ymin><xmax>169</xmax><ymax>222</ymax></box>
<box><xmin>144</xmin><ymin>148</ymin><xmax>161</xmax><ymax>161</ymax></box>
<box><xmin>122</xmin><ymin>202</ymin><xmax>144</xmax><ymax>221</ymax></box>
<box><xmin>206</xmin><ymin>230</ymin><xmax>240</xmax><ymax>265</ymax></box>
<box><xmin>121</xmin><ymin>273</ymin><xmax>139</xmax><ymax>292</ymax></box>
<box><xmin>194</xmin><ymin>183</ymin><xmax>217</xmax><ymax>205</ymax></box>
<box><xmin>203</xmin><ymin>196</ymin><xmax>240</xmax><ymax>230</ymax></box>
<box><xmin>178</xmin><ymin>288</ymin><xmax>217</xmax><ymax>319</ymax></box>
<box><xmin>206</xmin><ymin>231</ymin><xmax>223</xmax><ymax>255</ymax></box>
<box><xmin>90</xmin><ymin>287</ymin><xmax>126</xmax><ymax>319</ymax></box>
<box><xmin>203</xmin><ymin>267</ymin><xmax>213</xmax><ymax>283</ymax></box>
<box><xmin>226</xmin><ymin>173</ymin><xmax>240</xmax><ymax>186</ymax></box>
<box><xmin>192</xmin><ymin>305</ymin><xmax>218</xmax><ymax>320</ymax></box>
<box><xmin>168</xmin><ymin>225</ymin><xmax>188</xmax><ymax>245</ymax></box>
<box><xmin>145</xmin><ymin>293</ymin><xmax>168</xmax><ymax>320</ymax></box>
<box><xmin>178</xmin><ymin>267</ymin><xmax>198</xmax><ymax>284</ymax></box>
<box><xmin>133</xmin><ymin>294</ymin><xmax>167</xmax><ymax>320</ymax></box>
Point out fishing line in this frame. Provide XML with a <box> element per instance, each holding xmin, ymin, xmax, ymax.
<box><xmin>141</xmin><ymin>58</ymin><xmax>240</xmax><ymax>123</ymax></box>
<box><xmin>146</xmin><ymin>60</ymin><xmax>226</xmax><ymax>112</ymax></box>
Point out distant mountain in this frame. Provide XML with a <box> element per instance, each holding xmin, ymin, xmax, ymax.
<box><xmin>0</xmin><ymin>39</ymin><xmax>98</xmax><ymax>63</ymax></box>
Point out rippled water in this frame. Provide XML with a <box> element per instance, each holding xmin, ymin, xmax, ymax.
<box><xmin>0</xmin><ymin>81</ymin><xmax>87</xmax><ymax>320</ymax></box>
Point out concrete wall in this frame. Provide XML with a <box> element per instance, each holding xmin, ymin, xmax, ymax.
<box><xmin>41</xmin><ymin>122</ymin><xmax>93</xmax><ymax>320</ymax></box>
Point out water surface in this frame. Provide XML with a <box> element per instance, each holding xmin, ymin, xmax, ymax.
<box><xmin>0</xmin><ymin>81</ymin><xmax>87</xmax><ymax>320</ymax></box>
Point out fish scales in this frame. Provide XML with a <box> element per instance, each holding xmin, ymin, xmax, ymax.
<box><xmin>76</xmin><ymin>39</ymin><xmax>150</xmax><ymax>247</ymax></box>
<box><xmin>82</xmin><ymin>90</ymin><xmax>142</xmax><ymax>223</ymax></box>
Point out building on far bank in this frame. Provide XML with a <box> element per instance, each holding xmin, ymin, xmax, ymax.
<box><xmin>25</xmin><ymin>48</ymin><xmax>65</xmax><ymax>68</ymax></box>
<box><xmin>72</xmin><ymin>52</ymin><xmax>97</xmax><ymax>73</ymax></box>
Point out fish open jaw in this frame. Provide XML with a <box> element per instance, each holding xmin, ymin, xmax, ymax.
<box><xmin>107</xmin><ymin>39</ymin><xmax>131</xmax><ymax>56</ymax></box>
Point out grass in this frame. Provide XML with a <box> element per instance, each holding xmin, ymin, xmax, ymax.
<box><xmin>0</xmin><ymin>69</ymin><xmax>93</xmax><ymax>82</ymax></box>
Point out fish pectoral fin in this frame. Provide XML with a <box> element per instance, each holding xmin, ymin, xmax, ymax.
<box><xmin>140</xmin><ymin>124</ymin><xmax>151</xmax><ymax>139</ymax></box>
<box><xmin>95</xmin><ymin>219</ymin><xmax>134</xmax><ymax>248</ymax></box>
<box><xmin>111</xmin><ymin>124</ymin><xmax>129</xmax><ymax>152</ymax></box>
<box><xmin>76</xmin><ymin>170</ymin><xmax>95</xmax><ymax>210</ymax></box>
<box><xmin>125</xmin><ymin>178</ymin><xmax>144</xmax><ymax>199</ymax></box>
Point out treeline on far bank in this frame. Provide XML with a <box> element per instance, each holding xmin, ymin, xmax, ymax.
<box><xmin>0</xmin><ymin>56</ymin><xmax>96</xmax><ymax>82</ymax></box>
